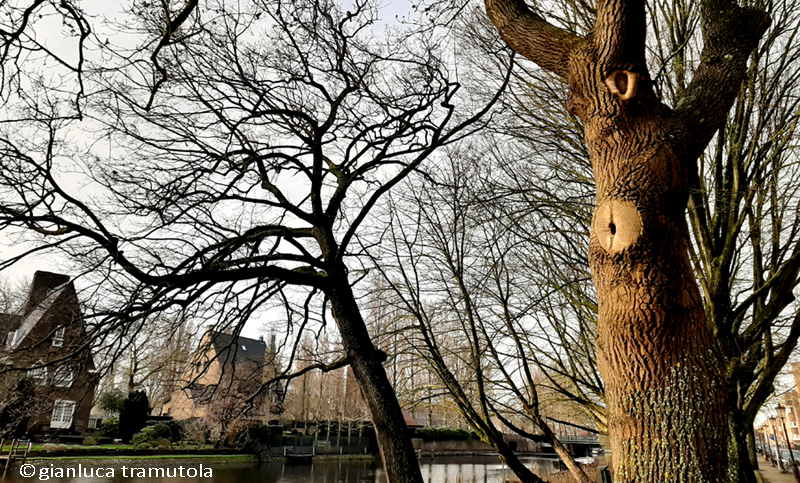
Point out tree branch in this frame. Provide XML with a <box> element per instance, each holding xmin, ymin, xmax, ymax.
<box><xmin>674</xmin><ymin>1</ymin><xmax>770</xmax><ymax>159</ymax></box>
<box><xmin>484</xmin><ymin>0</ymin><xmax>583</xmax><ymax>79</ymax></box>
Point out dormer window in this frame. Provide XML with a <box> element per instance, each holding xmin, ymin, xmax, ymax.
<box><xmin>52</xmin><ymin>327</ymin><xmax>65</xmax><ymax>348</ymax></box>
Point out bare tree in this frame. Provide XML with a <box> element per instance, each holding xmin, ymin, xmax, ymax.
<box><xmin>471</xmin><ymin>0</ymin><xmax>800</xmax><ymax>480</ymax></box>
<box><xmin>372</xmin><ymin>153</ymin><xmax>593</xmax><ymax>483</ymax></box>
<box><xmin>484</xmin><ymin>0</ymin><xmax>771</xmax><ymax>480</ymax></box>
<box><xmin>0</xmin><ymin>1</ymin><xmax>511</xmax><ymax>480</ymax></box>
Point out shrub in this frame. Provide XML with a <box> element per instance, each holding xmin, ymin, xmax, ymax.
<box><xmin>56</xmin><ymin>444</ymin><xmax>68</xmax><ymax>451</ymax></box>
<box><xmin>236</xmin><ymin>423</ymin><xmax>282</xmax><ymax>461</ymax></box>
<box><xmin>82</xmin><ymin>436</ymin><xmax>99</xmax><ymax>446</ymax></box>
<box><xmin>132</xmin><ymin>424</ymin><xmax>173</xmax><ymax>448</ymax></box>
<box><xmin>183</xmin><ymin>419</ymin><xmax>212</xmax><ymax>444</ymax></box>
<box><xmin>100</xmin><ymin>418</ymin><xmax>119</xmax><ymax>439</ymax></box>
<box><xmin>147</xmin><ymin>419</ymin><xmax>184</xmax><ymax>442</ymax></box>
<box><xmin>42</xmin><ymin>443</ymin><xmax>58</xmax><ymax>453</ymax></box>
<box><xmin>98</xmin><ymin>390</ymin><xmax>126</xmax><ymax>416</ymax></box>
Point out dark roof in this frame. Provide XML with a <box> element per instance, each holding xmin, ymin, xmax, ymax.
<box><xmin>207</xmin><ymin>331</ymin><xmax>267</xmax><ymax>371</ymax></box>
<box><xmin>6</xmin><ymin>271</ymin><xmax>77</xmax><ymax>351</ymax></box>
<box><xmin>23</xmin><ymin>271</ymin><xmax>71</xmax><ymax>315</ymax></box>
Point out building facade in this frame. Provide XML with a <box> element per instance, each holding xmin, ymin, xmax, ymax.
<box><xmin>0</xmin><ymin>271</ymin><xmax>98</xmax><ymax>436</ymax></box>
<box><xmin>161</xmin><ymin>328</ymin><xmax>284</xmax><ymax>428</ymax></box>
<box><xmin>778</xmin><ymin>362</ymin><xmax>800</xmax><ymax>447</ymax></box>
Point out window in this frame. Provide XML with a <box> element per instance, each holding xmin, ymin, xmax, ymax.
<box><xmin>27</xmin><ymin>361</ymin><xmax>47</xmax><ymax>382</ymax></box>
<box><xmin>87</xmin><ymin>417</ymin><xmax>101</xmax><ymax>429</ymax></box>
<box><xmin>52</xmin><ymin>366</ymin><xmax>75</xmax><ymax>388</ymax></box>
<box><xmin>50</xmin><ymin>400</ymin><xmax>76</xmax><ymax>429</ymax></box>
<box><xmin>52</xmin><ymin>327</ymin><xmax>65</xmax><ymax>348</ymax></box>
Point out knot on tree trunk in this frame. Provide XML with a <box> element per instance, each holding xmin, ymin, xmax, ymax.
<box><xmin>604</xmin><ymin>70</ymin><xmax>639</xmax><ymax>101</ymax></box>
<box><xmin>593</xmin><ymin>200</ymin><xmax>642</xmax><ymax>255</ymax></box>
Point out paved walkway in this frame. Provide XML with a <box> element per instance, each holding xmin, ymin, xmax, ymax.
<box><xmin>758</xmin><ymin>461</ymin><xmax>799</xmax><ymax>483</ymax></box>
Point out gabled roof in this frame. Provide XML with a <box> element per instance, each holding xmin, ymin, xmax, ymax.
<box><xmin>204</xmin><ymin>330</ymin><xmax>267</xmax><ymax>372</ymax></box>
<box><xmin>4</xmin><ymin>271</ymin><xmax>76</xmax><ymax>350</ymax></box>
<box><xmin>403</xmin><ymin>409</ymin><xmax>423</xmax><ymax>428</ymax></box>
<box><xmin>22</xmin><ymin>271</ymin><xmax>70</xmax><ymax>315</ymax></box>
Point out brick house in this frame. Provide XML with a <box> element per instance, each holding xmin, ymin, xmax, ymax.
<box><xmin>0</xmin><ymin>271</ymin><xmax>98</xmax><ymax>436</ymax></box>
<box><xmin>777</xmin><ymin>362</ymin><xmax>800</xmax><ymax>448</ymax></box>
<box><xmin>161</xmin><ymin>328</ymin><xmax>284</xmax><ymax>427</ymax></box>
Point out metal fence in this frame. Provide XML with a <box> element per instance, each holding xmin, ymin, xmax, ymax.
<box><xmin>274</xmin><ymin>435</ymin><xmax>371</xmax><ymax>456</ymax></box>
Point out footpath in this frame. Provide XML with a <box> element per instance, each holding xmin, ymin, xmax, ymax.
<box><xmin>758</xmin><ymin>462</ymin><xmax>798</xmax><ymax>483</ymax></box>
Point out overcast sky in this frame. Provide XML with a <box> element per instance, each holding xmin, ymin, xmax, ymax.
<box><xmin>0</xmin><ymin>0</ymin><xmax>419</xmax><ymax>289</ymax></box>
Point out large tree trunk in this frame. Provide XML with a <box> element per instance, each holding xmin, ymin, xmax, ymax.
<box><xmin>485</xmin><ymin>0</ymin><xmax>770</xmax><ymax>481</ymax></box>
<box><xmin>588</xmin><ymin>123</ymin><xmax>728</xmax><ymax>480</ymax></box>
<box><xmin>327</xmin><ymin>271</ymin><xmax>423</xmax><ymax>483</ymax></box>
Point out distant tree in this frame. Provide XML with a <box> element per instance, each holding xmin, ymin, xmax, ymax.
<box><xmin>375</xmin><ymin>155</ymin><xmax>591</xmax><ymax>483</ymax></box>
<box><xmin>98</xmin><ymin>389</ymin><xmax>127</xmax><ymax>417</ymax></box>
<box><xmin>119</xmin><ymin>390</ymin><xmax>149</xmax><ymax>444</ymax></box>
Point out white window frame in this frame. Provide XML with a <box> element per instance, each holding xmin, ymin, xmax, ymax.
<box><xmin>52</xmin><ymin>327</ymin><xmax>65</xmax><ymax>348</ymax></box>
<box><xmin>27</xmin><ymin>361</ymin><xmax>47</xmax><ymax>382</ymax></box>
<box><xmin>52</xmin><ymin>365</ymin><xmax>75</xmax><ymax>388</ymax></box>
<box><xmin>51</xmin><ymin>400</ymin><xmax>76</xmax><ymax>429</ymax></box>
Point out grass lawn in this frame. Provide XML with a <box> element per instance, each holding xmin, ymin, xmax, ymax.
<box><xmin>19</xmin><ymin>443</ymin><xmax>215</xmax><ymax>452</ymax></box>
<box><xmin>26</xmin><ymin>454</ymin><xmax>256</xmax><ymax>462</ymax></box>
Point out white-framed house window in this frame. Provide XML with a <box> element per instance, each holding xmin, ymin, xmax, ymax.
<box><xmin>52</xmin><ymin>327</ymin><xmax>65</xmax><ymax>348</ymax></box>
<box><xmin>50</xmin><ymin>400</ymin><xmax>76</xmax><ymax>429</ymax></box>
<box><xmin>87</xmin><ymin>416</ymin><xmax>100</xmax><ymax>429</ymax></box>
<box><xmin>27</xmin><ymin>361</ymin><xmax>47</xmax><ymax>383</ymax></box>
<box><xmin>52</xmin><ymin>365</ymin><xmax>75</xmax><ymax>388</ymax></box>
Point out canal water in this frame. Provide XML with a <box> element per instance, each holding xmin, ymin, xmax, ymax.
<box><xmin>6</xmin><ymin>456</ymin><xmax>569</xmax><ymax>483</ymax></box>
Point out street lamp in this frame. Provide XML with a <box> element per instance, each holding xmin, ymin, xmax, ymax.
<box><xmin>771</xmin><ymin>417</ymin><xmax>785</xmax><ymax>471</ymax></box>
<box><xmin>757</xmin><ymin>426</ymin><xmax>768</xmax><ymax>462</ymax></box>
<box><xmin>776</xmin><ymin>403</ymin><xmax>800</xmax><ymax>483</ymax></box>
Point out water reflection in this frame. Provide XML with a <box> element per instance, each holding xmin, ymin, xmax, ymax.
<box><xmin>5</xmin><ymin>456</ymin><xmax>568</xmax><ymax>483</ymax></box>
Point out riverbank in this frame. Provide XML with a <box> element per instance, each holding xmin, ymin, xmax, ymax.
<box><xmin>21</xmin><ymin>452</ymin><xmax>379</xmax><ymax>464</ymax></box>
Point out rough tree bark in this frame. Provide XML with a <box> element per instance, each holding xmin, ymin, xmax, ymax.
<box><xmin>485</xmin><ymin>0</ymin><xmax>770</xmax><ymax>481</ymax></box>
